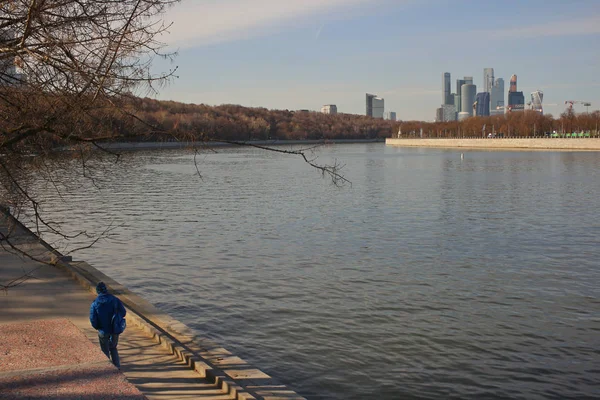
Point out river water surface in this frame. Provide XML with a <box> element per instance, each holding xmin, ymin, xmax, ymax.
<box><xmin>31</xmin><ymin>144</ymin><xmax>600</xmax><ymax>399</ymax></box>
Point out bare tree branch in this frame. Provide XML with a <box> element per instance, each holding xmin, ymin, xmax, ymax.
<box><xmin>0</xmin><ymin>0</ymin><xmax>353</xmax><ymax>291</ymax></box>
<box><xmin>205</xmin><ymin>139</ymin><xmax>352</xmax><ymax>187</ymax></box>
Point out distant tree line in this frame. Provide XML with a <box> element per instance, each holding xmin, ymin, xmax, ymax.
<box><xmin>397</xmin><ymin>109</ymin><xmax>600</xmax><ymax>138</ymax></box>
<box><xmin>120</xmin><ymin>98</ymin><xmax>399</xmax><ymax>142</ymax></box>
<box><xmin>116</xmin><ymin>99</ymin><xmax>600</xmax><ymax>142</ymax></box>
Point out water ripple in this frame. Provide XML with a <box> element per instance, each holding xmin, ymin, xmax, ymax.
<box><xmin>30</xmin><ymin>145</ymin><xmax>600</xmax><ymax>399</ymax></box>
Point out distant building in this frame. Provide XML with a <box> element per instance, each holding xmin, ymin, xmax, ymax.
<box><xmin>490</xmin><ymin>78</ymin><xmax>505</xmax><ymax>115</ymax></box>
<box><xmin>509</xmin><ymin>74</ymin><xmax>518</xmax><ymax>93</ymax></box>
<box><xmin>506</xmin><ymin>74</ymin><xmax>524</xmax><ymax>112</ymax></box>
<box><xmin>366</xmin><ymin>93</ymin><xmax>376</xmax><ymax>117</ymax></box>
<box><xmin>483</xmin><ymin>68</ymin><xmax>498</xmax><ymax>115</ymax></box>
<box><xmin>458</xmin><ymin>112</ymin><xmax>470</xmax><ymax>121</ymax></box>
<box><xmin>442</xmin><ymin>105</ymin><xmax>456</xmax><ymax>121</ymax></box>
<box><xmin>475</xmin><ymin>92</ymin><xmax>490</xmax><ymax>116</ymax></box>
<box><xmin>436</xmin><ymin>107</ymin><xmax>444</xmax><ymax>122</ymax></box>
<box><xmin>507</xmin><ymin>91</ymin><xmax>525</xmax><ymax>112</ymax></box>
<box><xmin>443</xmin><ymin>72</ymin><xmax>452</xmax><ymax>105</ymax></box>
<box><xmin>1</xmin><ymin>30</ymin><xmax>25</xmax><ymax>86</ymax></box>
<box><xmin>483</xmin><ymin>68</ymin><xmax>494</xmax><ymax>94</ymax></box>
<box><xmin>372</xmin><ymin>97</ymin><xmax>384</xmax><ymax>119</ymax></box>
<box><xmin>0</xmin><ymin>30</ymin><xmax>14</xmax><ymax>82</ymax></box>
<box><xmin>455</xmin><ymin>79</ymin><xmax>465</xmax><ymax>113</ymax></box>
<box><xmin>461</xmin><ymin>84</ymin><xmax>477</xmax><ymax>117</ymax></box>
<box><xmin>1</xmin><ymin>63</ymin><xmax>25</xmax><ymax>85</ymax></box>
<box><xmin>455</xmin><ymin>76</ymin><xmax>473</xmax><ymax>113</ymax></box>
<box><xmin>386</xmin><ymin>111</ymin><xmax>397</xmax><ymax>121</ymax></box>
<box><xmin>321</xmin><ymin>104</ymin><xmax>337</xmax><ymax>114</ymax></box>
<box><xmin>531</xmin><ymin>91</ymin><xmax>544</xmax><ymax>114</ymax></box>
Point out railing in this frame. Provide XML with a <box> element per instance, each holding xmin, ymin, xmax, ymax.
<box><xmin>392</xmin><ymin>133</ymin><xmax>600</xmax><ymax>139</ymax></box>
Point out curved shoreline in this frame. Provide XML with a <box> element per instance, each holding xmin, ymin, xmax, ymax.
<box><xmin>0</xmin><ymin>206</ymin><xmax>304</xmax><ymax>400</ymax></box>
<box><xmin>385</xmin><ymin>138</ymin><xmax>600</xmax><ymax>150</ymax></box>
<box><xmin>96</xmin><ymin>138</ymin><xmax>384</xmax><ymax>151</ymax></box>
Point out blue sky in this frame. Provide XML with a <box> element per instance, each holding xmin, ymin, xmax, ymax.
<box><xmin>152</xmin><ymin>0</ymin><xmax>600</xmax><ymax>121</ymax></box>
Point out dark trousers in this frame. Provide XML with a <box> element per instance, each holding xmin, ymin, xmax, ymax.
<box><xmin>98</xmin><ymin>332</ymin><xmax>121</xmax><ymax>368</ymax></box>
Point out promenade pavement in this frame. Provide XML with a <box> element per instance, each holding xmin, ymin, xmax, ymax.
<box><xmin>0</xmin><ymin>213</ymin><xmax>239</xmax><ymax>400</ymax></box>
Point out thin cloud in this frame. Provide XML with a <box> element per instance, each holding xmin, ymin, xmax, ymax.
<box><xmin>161</xmin><ymin>0</ymin><xmax>373</xmax><ymax>48</ymax></box>
<box><xmin>315</xmin><ymin>23</ymin><xmax>325</xmax><ymax>40</ymax></box>
<box><xmin>381</xmin><ymin>88</ymin><xmax>439</xmax><ymax>97</ymax></box>
<box><xmin>492</xmin><ymin>15</ymin><xmax>600</xmax><ymax>39</ymax></box>
<box><xmin>521</xmin><ymin>83</ymin><xmax>600</xmax><ymax>91</ymax></box>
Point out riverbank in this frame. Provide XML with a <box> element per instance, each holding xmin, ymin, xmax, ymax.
<box><xmin>0</xmin><ymin>208</ymin><xmax>304</xmax><ymax>400</ymax></box>
<box><xmin>95</xmin><ymin>139</ymin><xmax>384</xmax><ymax>151</ymax></box>
<box><xmin>385</xmin><ymin>137</ymin><xmax>600</xmax><ymax>150</ymax></box>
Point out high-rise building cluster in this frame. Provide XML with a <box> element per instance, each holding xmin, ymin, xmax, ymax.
<box><xmin>436</xmin><ymin>68</ymin><xmax>535</xmax><ymax>122</ymax></box>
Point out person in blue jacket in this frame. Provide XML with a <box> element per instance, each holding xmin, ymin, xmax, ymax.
<box><xmin>90</xmin><ymin>282</ymin><xmax>126</xmax><ymax>368</ymax></box>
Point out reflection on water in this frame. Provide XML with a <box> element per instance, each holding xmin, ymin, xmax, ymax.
<box><xmin>32</xmin><ymin>144</ymin><xmax>600</xmax><ymax>399</ymax></box>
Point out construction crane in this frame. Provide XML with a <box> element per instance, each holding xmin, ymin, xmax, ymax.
<box><xmin>565</xmin><ymin>100</ymin><xmax>592</xmax><ymax>112</ymax></box>
<box><xmin>494</xmin><ymin>103</ymin><xmax>558</xmax><ymax>114</ymax></box>
<box><xmin>495</xmin><ymin>103</ymin><xmax>531</xmax><ymax>113</ymax></box>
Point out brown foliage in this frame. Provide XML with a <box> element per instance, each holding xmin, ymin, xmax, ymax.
<box><xmin>122</xmin><ymin>98</ymin><xmax>399</xmax><ymax>142</ymax></box>
<box><xmin>396</xmin><ymin>110</ymin><xmax>599</xmax><ymax>138</ymax></box>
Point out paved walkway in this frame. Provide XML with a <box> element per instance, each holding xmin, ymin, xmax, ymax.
<box><xmin>0</xmin><ymin>319</ymin><xmax>147</xmax><ymax>399</ymax></box>
<box><xmin>0</xmin><ymin>213</ymin><xmax>239</xmax><ymax>400</ymax></box>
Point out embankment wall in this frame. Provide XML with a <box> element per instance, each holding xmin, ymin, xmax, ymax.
<box><xmin>0</xmin><ymin>207</ymin><xmax>304</xmax><ymax>400</ymax></box>
<box><xmin>386</xmin><ymin>138</ymin><xmax>600</xmax><ymax>150</ymax></box>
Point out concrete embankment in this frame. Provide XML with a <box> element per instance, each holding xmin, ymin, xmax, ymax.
<box><xmin>101</xmin><ymin>139</ymin><xmax>384</xmax><ymax>151</ymax></box>
<box><xmin>0</xmin><ymin>207</ymin><xmax>304</xmax><ymax>400</ymax></box>
<box><xmin>386</xmin><ymin>138</ymin><xmax>600</xmax><ymax>150</ymax></box>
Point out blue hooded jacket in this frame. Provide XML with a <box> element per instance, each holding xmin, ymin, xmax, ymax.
<box><xmin>90</xmin><ymin>293</ymin><xmax>126</xmax><ymax>335</ymax></box>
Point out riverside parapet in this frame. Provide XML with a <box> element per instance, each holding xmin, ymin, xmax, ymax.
<box><xmin>0</xmin><ymin>208</ymin><xmax>305</xmax><ymax>400</ymax></box>
<box><xmin>386</xmin><ymin>138</ymin><xmax>600</xmax><ymax>150</ymax></box>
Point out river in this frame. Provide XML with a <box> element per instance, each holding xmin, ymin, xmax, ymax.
<box><xmin>30</xmin><ymin>143</ymin><xmax>600</xmax><ymax>399</ymax></box>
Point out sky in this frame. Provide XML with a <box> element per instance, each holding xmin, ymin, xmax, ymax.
<box><xmin>151</xmin><ymin>0</ymin><xmax>600</xmax><ymax>121</ymax></box>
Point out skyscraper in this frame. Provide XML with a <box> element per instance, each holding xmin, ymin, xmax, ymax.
<box><xmin>366</xmin><ymin>93</ymin><xmax>376</xmax><ymax>117</ymax></box>
<box><xmin>490</xmin><ymin>78</ymin><xmax>505</xmax><ymax>115</ymax></box>
<box><xmin>483</xmin><ymin>68</ymin><xmax>494</xmax><ymax>94</ymax></box>
<box><xmin>442</xmin><ymin>72</ymin><xmax>452</xmax><ymax>105</ymax></box>
<box><xmin>475</xmin><ymin>92</ymin><xmax>490</xmax><ymax>116</ymax></box>
<box><xmin>531</xmin><ymin>91</ymin><xmax>544</xmax><ymax>114</ymax></box>
<box><xmin>508</xmin><ymin>92</ymin><xmax>525</xmax><ymax>111</ymax></box>
<box><xmin>372</xmin><ymin>97</ymin><xmax>385</xmax><ymax>119</ymax></box>
<box><xmin>436</xmin><ymin>107</ymin><xmax>444</xmax><ymax>122</ymax></box>
<box><xmin>461</xmin><ymin>84</ymin><xmax>477</xmax><ymax>117</ymax></box>
<box><xmin>455</xmin><ymin>76</ymin><xmax>473</xmax><ymax>113</ymax></box>
<box><xmin>456</xmin><ymin>79</ymin><xmax>465</xmax><ymax>113</ymax></box>
<box><xmin>507</xmin><ymin>75</ymin><xmax>524</xmax><ymax>112</ymax></box>
<box><xmin>509</xmin><ymin>75</ymin><xmax>518</xmax><ymax>93</ymax></box>
<box><xmin>442</xmin><ymin>105</ymin><xmax>456</xmax><ymax>121</ymax></box>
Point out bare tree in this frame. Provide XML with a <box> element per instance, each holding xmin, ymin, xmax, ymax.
<box><xmin>0</xmin><ymin>1</ymin><xmax>348</xmax><ymax>290</ymax></box>
<box><xmin>1</xmin><ymin>0</ymin><xmax>180</xmax><ymax>285</ymax></box>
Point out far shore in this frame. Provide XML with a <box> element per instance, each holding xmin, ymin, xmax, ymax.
<box><xmin>92</xmin><ymin>138</ymin><xmax>385</xmax><ymax>151</ymax></box>
<box><xmin>386</xmin><ymin>137</ymin><xmax>600</xmax><ymax>151</ymax></box>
